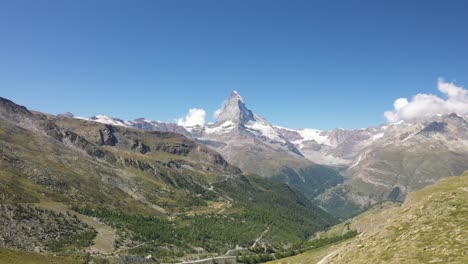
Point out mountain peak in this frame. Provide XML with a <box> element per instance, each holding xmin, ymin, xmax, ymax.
<box><xmin>230</xmin><ymin>90</ymin><xmax>243</xmax><ymax>101</ymax></box>
<box><xmin>217</xmin><ymin>91</ymin><xmax>254</xmax><ymax>124</ymax></box>
<box><xmin>58</xmin><ymin>112</ymin><xmax>75</xmax><ymax>118</ymax></box>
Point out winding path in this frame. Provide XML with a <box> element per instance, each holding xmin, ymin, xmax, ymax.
<box><xmin>317</xmin><ymin>250</ymin><xmax>338</xmax><ymax>264</ymax></box>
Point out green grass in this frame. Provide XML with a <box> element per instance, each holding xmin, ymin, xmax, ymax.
<box><xmin>72</xmin><ymin>174</ymin><xmax>335</xmax><ymax>261</ymax></box>
<box><xmin>316</xmin><ymin>201</ymin><xmax>400</xmax><ymax>238</ymax></box>
<box><xmin>0</xmin><ymin>249</ymin><xmax>84</xmax><ymax>264</ymax></box>
<box><xmin>268</xmin><ymin>172</ymin><xmax>468</xmax><ymax>264</ymax></box>
<box><xmin>327</xmin><ymin>172</ymin><xmax>468</xmax><ymax>263</ymax></box>
<box><xmin>266</xmin><ymin>239</ymin><xmax>350</xmax><ymax>264</ymax></box>
<box><xmin>238</xmin><ymin>231</ymin><xmax>358</xmax><ymax>263</ymax></box>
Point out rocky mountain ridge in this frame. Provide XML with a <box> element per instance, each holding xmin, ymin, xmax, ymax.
<box><xmin>70</xmin><ymin>92</ymin><xmax>343</xmax><ymax>201</ymax></box>
<box><xmin>67</xmin><ymin>92</ymin><xmax>468</xmax><ymax>218</ymax></box>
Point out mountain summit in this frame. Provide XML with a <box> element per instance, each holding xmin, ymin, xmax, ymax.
<box><xmin>216</xmin><ymin>91</ymin><xmax>255</xmax><ymax>124</ymax></box>
<box><xmin>185</xmin><ymin>92</ymin><xmax>343</xmax><ymax>199</ymax></box>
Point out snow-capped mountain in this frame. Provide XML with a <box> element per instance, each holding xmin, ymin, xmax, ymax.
<box><xmin>66</xmin><ymin>92</ymin><xmax>468</xmax><ymax>219</ymax></box>
<box><xmin>276</xmin><ymin>113</ymin><xmax>468</xmax><ymax>219</ymax></box>
<box><xmin>190</xmin><ymin>91</ymin><xmax>294</xmax><ymax>147</ymax></box>
<box><xmin>89</xmin><ymin>115</ymin><xmax>130</xmax><ymax>127</ymax></box>
<box><xmin>64</xmin><ymin>113</ymin><xmax>191</xmax><ymax>137</ymax></box>
<box><xmin>274</xmin><ymin>123</ymin><xmax>406</xmax><ymax>166</ymax></box>
<box><xmin>183</xmin><ymin>91</ymin><xmax>342</xmax><ymax>199</ymax></box>
<box><xmin>66</xmin><ymin>91</ymin><xmax>342</xmax><ymax>200</ymax></box>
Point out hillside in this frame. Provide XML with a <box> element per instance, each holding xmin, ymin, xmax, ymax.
<box><xmin>269</xmin><ymin>172</ymin><xmax>468</xmax><ymax>264</ymax></box>
<box><xmin>0</xmin><ymin>97</ymin><xmax>335</xmax><ymax>262</ymax></box>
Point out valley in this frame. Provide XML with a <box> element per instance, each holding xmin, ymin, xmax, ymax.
<box><xmin>0</xmin><ymin>97</ymin><xmax>334</xmax><ymax>263</ymax></box>
<box><xmin>2</xmin><ymin>2</ymin><xmax>468</xmax><ymax>263</ymax></box>
<box><xmin>1</xmin><ymin>91</ymin><xmax>468</xmax><ymax>264</ymax></box>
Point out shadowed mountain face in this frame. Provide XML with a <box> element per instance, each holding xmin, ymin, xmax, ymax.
<box><xmin>0</xmin><ymin>96</ymin><xmax>335</xmax><ymax>262</ymax></box>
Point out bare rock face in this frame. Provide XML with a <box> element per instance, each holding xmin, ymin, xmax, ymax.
<box><xmin>0</xmin><ymin>97</ymin><xmax>32</xmax><ymax>119</ymax></box>
<box><xmin>131</xmin><ymin>139</ymin><xmax>151</xmax><ymax>154</ymax></box>
<box><xmin>216</xmin><ymin>91</ymin><xmax>255</xmax><ymax>124</ymax></box>
<box><xmin>99</xmin><ymin>125</ymin><xmax>118</xmax><ymax>146</ymax></box>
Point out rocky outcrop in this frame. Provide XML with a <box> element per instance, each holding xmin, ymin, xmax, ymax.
<box><xmin>131</xmin><ymin>139</ymin><xmax>151</xmax><ymax>154</ymax></box>
<box><xmin>155</xmin><ymin>143</ymin><xmax>191</xmax><ymax>156</ymax></box>
<box><xmin>99</xmin><ymin>125</ymin><xmax>118</xmax><ymax>146</ymax></box>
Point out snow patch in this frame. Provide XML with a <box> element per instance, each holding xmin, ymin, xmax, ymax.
<box><xmin>371</xmin><ymin>133</ymin><xmax>384</xmax><ymax>140</ymax></box>
<box><xmin>296</xmin><ymin>129</ymin><xmax>331</xmax><ymax>146</ymax></box>
<box><xmin>204</xmin><ymin>121</ymin><xmax>235</xmax><ymax>134</ymax></box>
<box><xmin>245</xmin><ymin>121</ymin><xmax>285</xmax><ymax>142</ymax></box>
<box><xmin>232</xmin><ymin>90</ymin><xmax>243</xmax><ymax>101</ymax></box>
<box><xmin>74</xmin><ymin>116</ymin><xmax>89</xmax><ymax>120</ymax></box>
<box><xmin>78</xmin><ymin>115</ymin><xmax>130</xmax><ymax>127</ymax></box>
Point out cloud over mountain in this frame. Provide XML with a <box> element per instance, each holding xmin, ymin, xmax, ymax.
<box><xmin>177</xmin><ymin>108</ymin><xmax>206</xmax><ymax>126</ymax></box>
<box><xmin>384</xmin><ymin>78</ymin><xmax>468</xmax><ymax>122</ymax></box>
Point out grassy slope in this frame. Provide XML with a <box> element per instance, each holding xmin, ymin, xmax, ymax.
<box><xmin>276</xmin><ymin>172</ymin><xmax>468</xmax><ymax>264</ymax></box>
<box><xmin>315</xmin><ymin>201</ymin><xmax>400</xmax><ymax>239</ymax></box>
<box><xmin>266</xmin><ymin>240</ymin><xmax>349</xmax><ymax>264</ymax></box>
<box><xmin>265</xmin><ymin>202</ymin><xmax>398</xmax><ymax>264</ymax></box>
<box><xmin>0</xmin><ymin>249</ymin><xmax>83</xmax><ymax>264</ymax></box>
<box><xmin>329</xmin><ymin>172</ymin><xmax>468</xmax><ymax>263</ymax></box>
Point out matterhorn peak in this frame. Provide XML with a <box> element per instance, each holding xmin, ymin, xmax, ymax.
<box><xmin>230</xmin><ymin>90</ymin><xmax>243</xmax><ymax>102</ymax></box>
<box><xmin>217</xmin><ymin>91</ymin><xmax>255</xmax><ymax>124</ymax></box>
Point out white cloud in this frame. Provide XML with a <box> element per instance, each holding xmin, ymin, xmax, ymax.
<box><xmin>384</xmin><ymin>78</ymin><xmax>468</xmax><ymax>122</ymax></box>
<box><xmin>213</xmin><ymin>100</ymin><xmax>226</xmax><ymax>120</ymax></box>
<box><xmin>177</xmin><ymin>108</ymin><xmax>206</xmax><ymax>127</ymax></box>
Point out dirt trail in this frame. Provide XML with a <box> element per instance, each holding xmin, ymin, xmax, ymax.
<box><xmin>250</xmin><ymin>227</ymin><xmax>270</xmax><ymax>249</ymax></box>
<box><xmin>317</xmin><ymin>250</ymin><xmax>338</xmax><ymax>264</ymax></box>
<box><xmin>37</xmin><ymin>202</ymin><xmax>116</xmax><ymax>254</ymax></box>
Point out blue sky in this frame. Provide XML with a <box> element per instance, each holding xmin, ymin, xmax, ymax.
<box><xmin>1</xmin><ymin>0</ymin><xmax>468</xmax><ymax>130</ymax></box>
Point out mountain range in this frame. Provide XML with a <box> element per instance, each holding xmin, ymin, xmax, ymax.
<box><xmin>1</xmin><ymin>91</ymin><xmax>468</xmax><ymax>263</ymax></box>
<box><xmin>72</xmin><ymin>91</ymin><xmax>468</xmax><ymax>219</ymax></box>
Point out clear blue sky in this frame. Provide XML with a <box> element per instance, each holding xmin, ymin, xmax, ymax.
<box><xmin>1</xmin><ymin>0</ymin><xmax>468</xmax><ymax>130</ymax></box>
